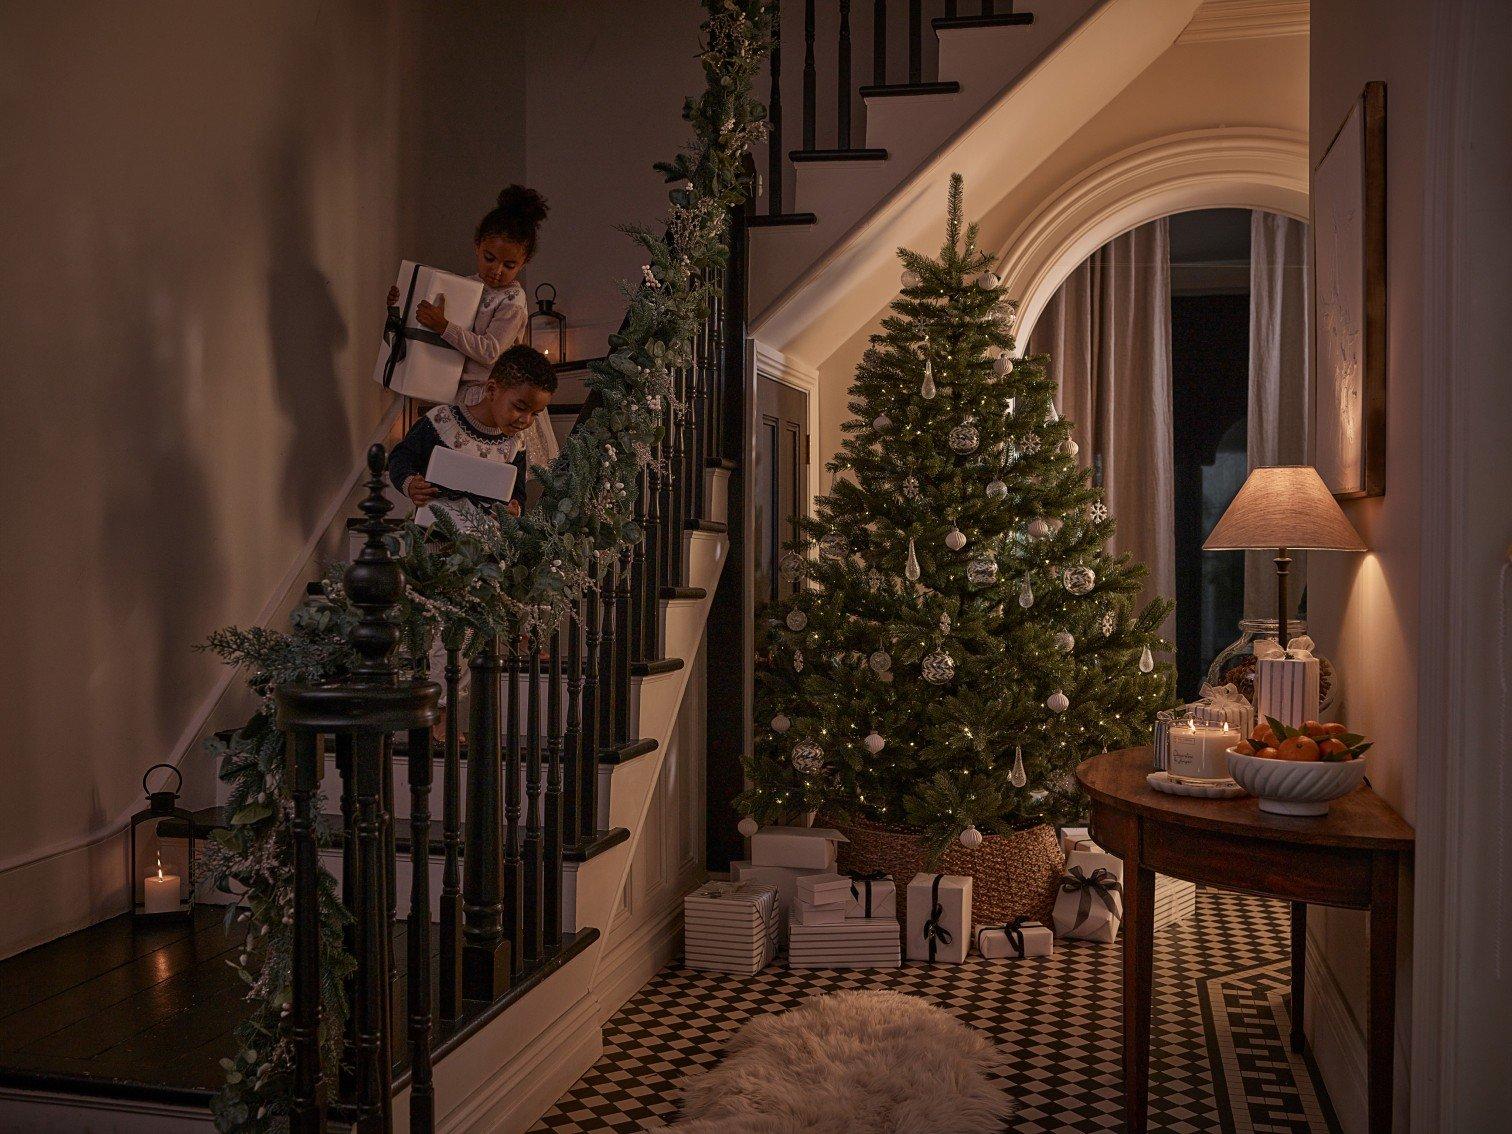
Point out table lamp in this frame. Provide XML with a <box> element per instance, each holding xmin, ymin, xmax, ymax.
<box><xmin>1202</xmin><ymin>465</ymin><xmax>1367</xmax><ymax>646</ymax></box>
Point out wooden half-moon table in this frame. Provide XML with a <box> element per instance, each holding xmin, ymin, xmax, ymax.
<box><xmin>1076</xmin><ymin>747</ymin><xmax>1414</xmax><ymax>1134</ymax></box>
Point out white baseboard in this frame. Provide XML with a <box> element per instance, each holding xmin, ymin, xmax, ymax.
<box><xmin>1305</xmin><ymin>935</ymin><xmax>1368</xmax><ymax>1133</ymax></box>
<box><xmin>0</xmin><ymin>1088</ymin><xmax>212</xmax><ymax>1133</ymax></box>
<box><xmin>596</xmin><ymin>894</ymin><xmax>690</xmax><ymax>1025</ymax></box>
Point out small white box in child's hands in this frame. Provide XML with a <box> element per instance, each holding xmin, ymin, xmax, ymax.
<box><xmin>424</xmin><ymin>446</ymin><xmax>517</xmax><ymax>502</ymax></box>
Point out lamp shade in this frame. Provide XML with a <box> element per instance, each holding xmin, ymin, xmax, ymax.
<box><xmin>1203</xmin><ymin>466</ymin><xmax>1367</xmax><ymax>552</ymax></box>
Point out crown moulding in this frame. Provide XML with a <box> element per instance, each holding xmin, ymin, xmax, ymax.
<box><xmin>1177</xmin><ymin>0</ymin><xmax>1309</xmax><ymax>44</ymax></box>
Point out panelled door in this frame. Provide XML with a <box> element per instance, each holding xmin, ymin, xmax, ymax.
<box><xmin>753</xmin><ymin>376</ymin><xmax>809</xmax><ymax>606</ymax></box>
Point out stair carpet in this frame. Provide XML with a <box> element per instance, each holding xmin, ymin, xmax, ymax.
<box><xmin>750</xmin><ymin>0</ymin><xmax>1103</xmax><ymax>315</ymax></box>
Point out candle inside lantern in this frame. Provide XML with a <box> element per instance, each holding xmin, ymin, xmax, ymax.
<box><xmin>143</xmin><ymin>851</ymin><xmax>181</xmax><ymax>915</ymax></box>
<box><xmin>1167</xmin><ymin>720</ymin><xmax>1234</xmax><ymax>783</ymax></box>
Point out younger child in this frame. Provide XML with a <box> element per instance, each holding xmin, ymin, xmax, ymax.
<box><xmin>389</xmin><ymin>343</ymin><xmax>557</xmax><ymax>526</ymax></box>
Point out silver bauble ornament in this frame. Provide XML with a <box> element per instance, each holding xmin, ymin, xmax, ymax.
<box><xmin>992</xmin><ymin>352</ymin><xmax>1014</xmax><ymax>375</ymax></box>
<box><xmin>779</xmin><ymin>550</ymin><xmax>806</xmax><ymax>581</ymax></box>
<box><xmin>737</xmin><ymin>816</ymin><xmax>759</xmax><ymax>838</ymax></box>
<box><xmin>967</xmin><ymin>556</ymin><xmax>999</xmax><ymax>586</ymax></box>
<box><xmin>864</xmin><ymin>730</ymin><xmax>886</xmax><ymax>754</ymax></box>
<box><xmin>1010</xmin><ymin>745</ymin><xmax>1028</xmax><ymax>788</ymax></box>
<box><xmin>1027</xmin><ymin>518</ymin><xmax>1050</xmax><ymax>539</ymax></box>
<box><xmin>921</xmin><ymin>358</ymin><xmax>936</xmax><ymax>400</ymax></box>
<box><xmin>945</xmin><ymin>526</ymin><xmax>967</xmax><ymax>552</ymax></box>
<box><xmin>901</xmin><ymin>269</ymin><xmax>920</xmax><ymax>288</ymax></box>
<box><xmin>785</xmin><ymin>609</ymin><xmax>808</xmax><ymax>631</ymax></box>
<box><xmin>1055</xmin><ymin>631</ymin><xmax>1075</xmax><ymax>653</ymax></box>
<box><xmin>818</xmin><ymin>532</ymin><xmax>847</xmax><ymax>560</ymax></box>
<box><xmin>771</xmin><ymin>713</ymin><xmax>791</xmax><ymax>733</ymax></box>
<box><xmin>1063</xmin><ymin>565</ymin><xmax>1096</xmax><ymax>595</ymax></box>
<box><xmin>921</xmin><ymin>650</ymin><xmax>956</xmax><ymax>684</ymax></box>
<box><xmin>791</xmin><ymin>739</ymin><xmax>824</xmax><ymax>774</ymax></box>
<box><xmin>985</xmin><ymin>479</ymin><xmax>1007</xmax><ymax>500</ymax></box>
<box><xmin>872</xmin><ymin>413</ymin><xmax>891</xmax><ymax>431</ymax></box>
<box><xmin>1046</xmin><ymin>690</ymin><xmax>1069</xmax><ymax>713</ymax></box>
<box><xmin>958</xmin><ymin>824</ymin><xmax>984</xmax><ymax>848</ymax></box>
<box><xmin>948</xmin><ymin>420</ymin><xmax>980</xmax><ymax>454</ymax></box>
<box><xmin>975</xmin><ymin>270</ymin><xmax>1000</xmax><ymax>290</ymax></box>
<box><xmin>869</xmin><ymin>650</ymin><xmax>892</xmax><ymax>674</ymax></box>
<box><xmin>904</xmin><ymin>538</ymin><xmax>921</xmax><ymax>582</ymax></box>
<box><xmin>1139</xmin><ymin>644</ymin><xmax>1155</xmax><ymax>673</ymax></box>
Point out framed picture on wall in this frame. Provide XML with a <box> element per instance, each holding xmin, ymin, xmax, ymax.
<box><xmin>1311</xmin><ymin>81</ymin><xmax>1387</xmax><ymax>498</ymax></box>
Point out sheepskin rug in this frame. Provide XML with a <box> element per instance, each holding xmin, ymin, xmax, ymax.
<box><xmin>668</xmin><ymin>990</ymin><xmax>1013</xmax><ymax>1133</ymax></box>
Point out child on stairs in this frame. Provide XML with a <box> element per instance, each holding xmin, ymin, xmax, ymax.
<box><xmin>385</xmin><ymin>184</ymin><xmax>560</xmax><ymax>465</ymax></box>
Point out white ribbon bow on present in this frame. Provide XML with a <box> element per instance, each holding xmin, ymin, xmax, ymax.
<box><xmin>1253</xmin><ymin>635</ymin><xmax>1315</xmax><ymax>661</ymax></box>
<box><xmin>1198</xmin><ymin>682</ymin><xmax>1249</xmax><ymax>711</ymax></box>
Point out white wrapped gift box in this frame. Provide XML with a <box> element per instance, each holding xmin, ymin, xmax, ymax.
<box><xmin>795</xmin><ymin>873</ymin><xmax>851</xmax><ymax>908</ymax></box>
<box><xmin>843</xmin><ymin>875</ymin><xmax>896</xmax><ymax>920</ymax></box>
<box><xmin>750</xmin><ymin>825</ymin><xmax>847</xmax><ymax>871</ymax></box>
<box><xmin>424</xmin><ymin>445</ymin><xmax>518</xmax><ymax>503</ymax></box>
<box><xmin>791</xmin><ymin>900</ymin><xmax>846</xmax><ymax>926</ymax></box>
<box><xmin>372</xmin><ymin>261</ymin><xmax>484</xmax><ymax>404</ymax></box>
<box><xmin>1053</xmin><ymin>851</ymin><xmax>1125</xmax><ymax>943</ymax></box>
<box><xmin>683</xmin><ymin>881</ymin><xmax>778</xmax><ymax>975</ymax></box>
<box><xmin>905</xmin><ymin>873</ymin><xmax>972</xmax><ymax>964</ymax></box>
<box><xmin>1059</xmin><ymin>827</ymin><xmax>1099</xmax><ymax>856</ymax></box>
<box><xmin>788</xmin><ymin>918</ymin><xmax>901</xmax><ymax>970</ymax></box>
<box><xmin>974</xmin><ymin>919</ymin><xmax>1054</xmax><ymax>959</ymax></box>
<box><xmin>732</xmin><ymin>861</ymin><xmax>808</xmax><ymax>945</ymax></box>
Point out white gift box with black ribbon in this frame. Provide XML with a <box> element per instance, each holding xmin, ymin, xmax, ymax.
<box><xmin>974</xmin><ymin>917</ymin><xmax>1054</xmax><ymax>959</ymax></box>
<box><xmin>1056</xmin><ymin>831</ymin><xmax>1194</xmax><ymax>932</ymax></box>
<box><xmin>905</xmin><ymin>873</ymin><xmax>972</xmax><ymax>963</ymax></box>
<box><xmin>843</xmin><ymin>873</ymin><xmax>896</xmax><ymax>920</ymax></box>
<box><xmin>1254</xmin><ymin>636</ymin><xmax>1321</xmax><ymax>729</ymax></box>
<box><xmin>1059</xmin><ymin>827</ymin><xmax>1099</xmax><ymax>856</ymax></box>
<box><xmin>1053</xmin><ymin>851</ymin><xmax>1125</xmax><ymax>943</ymax></box>
<box><xmin>372</xmin><ymin>261</ymin><xmax>484</xmax><ymax>403</ymax></box>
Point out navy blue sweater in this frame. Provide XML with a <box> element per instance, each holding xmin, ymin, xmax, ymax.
<box><xmin>389</xmin><ymin>405</ymin><xmax>528</xmax><ymax>509</ymax></box>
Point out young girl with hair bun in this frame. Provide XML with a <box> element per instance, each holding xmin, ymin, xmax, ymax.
<box><xmin>386</xmin><ymin>184</ymin><xmax>560</xmax><ymax>462</ymax></box>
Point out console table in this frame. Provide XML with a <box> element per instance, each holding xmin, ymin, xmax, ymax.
<box><xmin>1076</xmin><ymin>747</ymin><xmax>1414</xmax><ymax>1134</ymax></box>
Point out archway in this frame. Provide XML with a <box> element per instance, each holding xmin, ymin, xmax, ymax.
<box><xmin>997</xmin><ymin>127</ymin><xmax>1309</xmax><ymax>346</ymax></box>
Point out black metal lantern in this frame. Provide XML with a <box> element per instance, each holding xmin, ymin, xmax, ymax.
<box><xmin>528</xmin><ymin>282</ymin><xmax>567</xmax><ymax>364</ymax></box>
<box><xmin>129</xmin><ymin>763</ymin><xmax>197</xmax><ymax>924</ymax></box>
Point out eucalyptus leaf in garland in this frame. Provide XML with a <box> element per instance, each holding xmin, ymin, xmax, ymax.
<box><xmin>195</xmin><ymin>4</ymin><xmax>772</xmax><ymax>1128</ymax></box>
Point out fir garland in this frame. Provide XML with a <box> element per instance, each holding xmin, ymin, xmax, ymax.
<box><xmin>196</xmin><ymin>4</ymin><xmax>771</xmax><ymax>1128</ymax></box>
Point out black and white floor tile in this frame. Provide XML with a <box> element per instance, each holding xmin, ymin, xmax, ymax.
<box><xmin>532</xmin><ymin>889</ymin><xmax>1340</xmax><ymax>1133</ymax></box>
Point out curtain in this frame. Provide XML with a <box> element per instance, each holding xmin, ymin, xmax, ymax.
<box><xmin>1245</xmin><ymin>212</ymin><xmax>1312</xmax><ymax>622</ymax></box>
<box><xmin>1029</xmin><ymin>219</ymin><xmax>1175</xmax><ymax>642</ymax></box>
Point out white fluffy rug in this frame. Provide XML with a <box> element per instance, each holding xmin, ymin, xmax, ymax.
<box><xmin>668</xmin><ymin>990</ymin><xmax>1014</xmax><ymax>1133</ymax></box>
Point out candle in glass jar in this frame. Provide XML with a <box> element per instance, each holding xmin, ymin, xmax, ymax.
<box><xmin>1167</xmin><ymin>720</ymin><xmax>1235</xmax><ymax>782</ymax></box>
<box><xmin>143</xmin><ymin>852</ymin><xmax>181</xmax><ymax>915</ymax></box>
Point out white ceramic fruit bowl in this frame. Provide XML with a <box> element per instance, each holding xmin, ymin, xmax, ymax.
<box><xmin>1226</xmin><ymin>748</ymin><xmax>1368</xmax><ymax>816</ymax></box>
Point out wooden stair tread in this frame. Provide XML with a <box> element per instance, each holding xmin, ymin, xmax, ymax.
<box><xmin>748</xmin><ymin>211</ymin><xmax>819</xmax><ymax>227</ymax></box>
<box><xmin>932</xmin><ymin>12</ymin><xmax>1034</xmax><ymax>31</ymax></box>
<box><xmin>789</xmin><ymin>147</ymin><xmax>889</xmax><ymax>162</ymax></box>
<box><xmin>661</xmin><ymin>585</ymin><xmax>708</xmax><ymax>601</ymax></box>
<box><xmin>859</xmin><ymin>80</ymin><xmax>961</xmax><ymax>98</ymax></box>
<box><xmin>599</xmin><ymin>738</ymin><xmax>659</xmax><ymax>766</ymax></box>
<box><xmin>563</xmin><ymin>827</ymin><xmax>631</xmax><ymax>864</ymax></box>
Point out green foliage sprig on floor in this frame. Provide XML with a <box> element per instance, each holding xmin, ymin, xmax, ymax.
<box><xmin>195</xmin><ymin>4</ymin><xmax>771</xmax><ymax>1128</ymax></box>
<box><xmin>739</xmin><ymin>176</ymin><xmax>1173</xmax><ymax>858</ymax></box>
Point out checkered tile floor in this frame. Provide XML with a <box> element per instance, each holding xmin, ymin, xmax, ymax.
<box><xmin>531</xmin><ymin>889</ymin><xmax>1340</xmax><ymax>1133</ymax></box>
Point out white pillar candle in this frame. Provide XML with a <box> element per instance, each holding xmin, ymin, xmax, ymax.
<box><xmin>1167</xmin><ymin>720</ymin><xmax>1235</xmax><ymax>782</ymax></box>
<box><xmin>143</xmin><ymin>853</ymin><xmax>181</xmax><ymax>915</ymax></box>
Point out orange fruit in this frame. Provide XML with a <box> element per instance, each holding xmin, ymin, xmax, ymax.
<box><xmin>1319</xmin><ymin>738</ymin><xmax>1350</xmax><ymax>760</ymax></box>
<box><xmin>1322</xmin><ymin>722</ymin><xmax>1348</xmax><ymax>738</ymax></box>
<box><xmin>1275</xmin><ymin>735</ymin><xmax>1321</xmax><ymax>762</ymax></box>
<box><xmin>1251</xmin><ymin>722</ymin><xmax>1278</xmax><ymax>747</ymax></box>
<box><xmin>1303</xmin><ymin>720</ymin><xmax>1327</xmax><ymax>739</ymax></box>
<box><xmin>1233</xmin><ymin>739</ymin><xmax>1257</xmax><ymax>756</ymax></box>
<box><xmin>1255</xmin><ymin>746</ymin><xmax>1279</xmax><ymax>760</ymax></box>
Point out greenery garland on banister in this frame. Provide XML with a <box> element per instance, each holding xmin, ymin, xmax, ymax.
<box><xmin>195</xmin><ymin>4</ymin><xmax>771</xmax><ymax>1128</ymax></box>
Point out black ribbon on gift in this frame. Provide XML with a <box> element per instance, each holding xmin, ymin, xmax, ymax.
<box><xmin>977</xmin><ymin>915</ymin><xmax>1042</xmax><ymax>959</ymax></box>
<box><xmin>1058</xmin><ymin>865</ymin><xmax>1123</xmax><ymax>935</ymax></box>
<box><xmin>380</xmin><ymin>263</ymin><xmax>458</xmax><ymax>390</ymax></box>
<box><xmin>922</xmin><ymin>873</ymin><xmax>953</xmax><ymax>961</ymax></box>
<box><xmin>848</xmin><ymin>870</ymin><xmax>887</xmax><ymax>918</ymax></box>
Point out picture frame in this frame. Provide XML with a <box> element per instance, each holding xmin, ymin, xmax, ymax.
<box><xmin>1311</xmin><ymin>81</ymin><xmax>1387</xmax><ymax>499</ymax></box>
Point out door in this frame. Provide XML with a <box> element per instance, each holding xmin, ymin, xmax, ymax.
<box><xmin>753</xmin><ymin>375</ymin><xmax>809</xmax><ymax>607</ymax></box>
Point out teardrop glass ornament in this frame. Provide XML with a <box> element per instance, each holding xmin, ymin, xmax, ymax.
<box><xmin>1010</xmin><ymin>745</ymin><xmax>1028</xmax><ymax>788</ymax></box>
<box><xmin>921</xmin><ymin>358</ymin><xmax>936</xmax><ymax>400</ymax></box>
<box><xmin>905</xmin><ymin>538</ymin><xmax>921</xmax><ymax>582</ymax></box>
<box><xmin>1046</xmin><ymin>401</ymin><xmax>1060</xmax><ymax>425</ymax></box>
<box><xmin>1139</xmin><ymin>644</ymin><xmax>1154</xmax><ymax>673</ymax></box>
<box><xmin>1018</xmin><ymin>578</ymin><xmax>1034</xmax><ymax>608</ymax></box>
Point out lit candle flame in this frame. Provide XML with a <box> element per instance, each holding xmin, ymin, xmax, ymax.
<box><xmin>1186</xmin><ymin>721</ymin><xmax>1196</xmax><ymax>733</ymax></box>
<box><xmin>156</xmin><ymin>851</ymin><xmax>164</xmax><ymax>881</ymax></box>
<box><xmin>1222</xmin><ymin>722</ymin><xmax>1230</xmax><ymax>733</ymax></box>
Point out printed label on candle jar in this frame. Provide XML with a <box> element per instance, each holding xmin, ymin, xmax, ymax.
<box><xmin>1167</xmin><ymin>724</ymin><xmax>1233</xmax><ymax>782</ymax></box>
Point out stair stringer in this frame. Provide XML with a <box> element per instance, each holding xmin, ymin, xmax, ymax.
<box><xmin>400</xmin><ymin>467</ymin><xmax>729</xmax><ymax>1133</ymax></box>
<box><xmin>751</xmin><ymin>0</ymin><xmax>1204</xmax><ymax>363</ymax></box>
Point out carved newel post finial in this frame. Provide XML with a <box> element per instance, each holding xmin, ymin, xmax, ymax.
<box><xmin>344</xmin><ymin>444</ymin><xmax>403</xmax><ymax>684</ymax></box>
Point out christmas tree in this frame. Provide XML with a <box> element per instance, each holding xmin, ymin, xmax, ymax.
<box><xmin>739</xmin><ymin>175</ymin><xmax>1173</xmax><ymax>853</ymax></box>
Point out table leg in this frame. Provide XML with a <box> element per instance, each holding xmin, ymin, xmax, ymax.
<box><xmin>1367</xmin><ymin>853</ymin><xmax>1400</xmax><ymax>1133</ymax></box>
<box><xmin>1290</xmin><ymin>902</ymin><xmax>1307</xmax><ymax>1053</ymax></box>
<box><xmin>1122</xmin><ymin>848</ymin><xmax>1156</xmax><ymax>1134</ymax></box>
